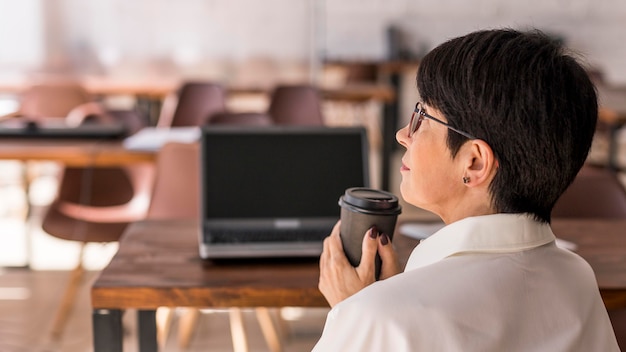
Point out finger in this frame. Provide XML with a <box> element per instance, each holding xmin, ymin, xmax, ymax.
<box><xmin>327</xmin><ymin>222</ymin><xmax>349</xmax><ymax>263</ymax></box>
<box><xmin>378</xmin><ymin>232</ymin><xmax>401</xmax><ymax>280</ymax></box>
<box><xmin>330</xmin><ymin>220</ymin><xmax>341</xmax><ymax>239</ymax></box>
<box><xmin>328</xmin><ymin>221</ymin><xmax>342</xmax><ymax>251</ymax></box>
<box><xmin>319</xmin><ymin>236</ymin><xmax>331</xmax><ymax>271</ymax></box>
<box><xmin>355</xmin><ymin>226</ymin><xmax>378</xmax><ymax>282</ymax></box>
<box><xmin>318</xmin><ymin>236</ymin><xmax>334</xmax><ymax>293</ymax></box>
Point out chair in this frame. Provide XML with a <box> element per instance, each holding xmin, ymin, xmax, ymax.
<box><xmin>552</xmin><ymin>164</ymin><xmax>626</xmax><ymax>349</ymax></box>
<box><xmin>146</xmin><ymin>142</ymin><xmax>200</xmax><ymax>221</ymax></box>
<box><xmin>209</xmin><ymin>112</ymin><xmax>273</xmax><ymax>126</ymax></box>
<box><xmin>17</xmin><ymin>81</ymin><xmax>93</xmax><ymax>119</ymax></box>
<box><xmin>552</xmin><ymin>164</ymin><xmax>626</xmax><ymax>218</ymax></box>
<box><xmin>267</xmin><ymin>85</ymin><xmax>325</xmax><ymax>125</ymax></box>
<box><xmin>144</xmin><ymin>142</ymin><xmax>200</xmax><ymax>349</ymax></box>
<box><xmin>156</xmin><ymin>82</ymin><xmax>227</xmax><ymax>127</ymax></box>
<box><xmin>40</xmin><ymin>109</ymin><xmax>154</xmax><ymax>342</ymax></box>
<box><xmin>148</xmin><ymin>142</ymin><xmax>283</xmax><ymax>351</ymax></box>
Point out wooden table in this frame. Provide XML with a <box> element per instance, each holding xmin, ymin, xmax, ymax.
<box><xmin>0</xmin><ymin>139</ymin><xmax>154</xmax><ymax>167</ymax></box>
<box><xmin>91</xmin><ymin>218</ymin><xmax>626</xmax><ymax>352</ymax></box>
<box><xmin>91</xmin><ymin>220</ymin><xmax>327</xmax><ymax>352</ymax></box>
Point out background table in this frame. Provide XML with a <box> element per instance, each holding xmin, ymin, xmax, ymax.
<box><xmin>0</xmin><ymin>139</ymin><xmax>154</xmax><ymax>167</ymax></box>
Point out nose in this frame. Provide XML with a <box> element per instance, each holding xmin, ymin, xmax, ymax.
<box><xmin>396</xmin><ymin>124</ymin><xmax>409</xmax><ymax>149</ymax></box>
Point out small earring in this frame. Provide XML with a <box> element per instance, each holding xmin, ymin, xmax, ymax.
<box><xmin>462</xmin><ymin>176</ymin><xmax>470</xmax><ymax>184</ymax></box>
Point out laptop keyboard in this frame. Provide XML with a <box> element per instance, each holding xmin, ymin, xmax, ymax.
<box><xmin>205</xmin><ymin>228</ymin><xmax>330</xmax><ymax>244</ymax></box>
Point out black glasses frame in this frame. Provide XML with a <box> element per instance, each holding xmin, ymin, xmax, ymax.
<box><xmin>409</xmin><ymin>102</ymin><xmax>476</xmax><ymax>140</ymax></box>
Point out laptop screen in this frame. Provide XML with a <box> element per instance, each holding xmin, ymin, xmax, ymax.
<box><xmin>0</xmin><ymin>119</ymin><xmax>127</xmax><ymax>139</ymax></box>
<box><xmin>201</xmin><ymin>126</ymin><xmax>369</xmax><ymax>220</ymax></box>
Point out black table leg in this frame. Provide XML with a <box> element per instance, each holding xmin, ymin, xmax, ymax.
<box><xmin>381</xmin><ymin>72</ymin><xmax>401</xmax><ymax>191</ymax></box>
<box><xmin>135</xmin><ymin>96</ymin><xmax>162</xmax><ymax>126</ymax></box>
<box><xmin>608</xmin><ymin>123</ymin><xmax>624</xmax><ymax>172</ymax></box>
<box><xmin>138</xmin><ymin>309</ymin><xmax>158</xmax><ymax>352</ymax></box>
<box><xmin>93</xmin><ymin>309</ymin><xmax>123</xmax><ymax>352</ymax></box>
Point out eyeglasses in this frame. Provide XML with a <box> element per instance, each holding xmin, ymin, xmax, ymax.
<box><xmin>409</xmin><ymin>102</ymin><xmax>476</xmax><ymax>140</ymax></box>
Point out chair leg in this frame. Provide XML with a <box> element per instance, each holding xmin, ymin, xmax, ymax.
<box><xmin>50</xmin><ymin>244</ymin><xmax>85</xmax><ymax>341</ymax></box>
<box><xmin>156</xmin><ymin>307</ymin><xmax>175</xmax><ymax>347</ymax></box>
<box><xmin>255</xmin><ymin>307</ymin><xmax>283</xmax><ymax>352</ymax></box>
<box><xmin>177</xmin><ymin>308</ymin><xmax>201</xmax><ymax>349</ymax></box>
<box><xmin>229</xmin><ymin>308</ymin><xmax>249</xmax><ymax>352</ymax></box>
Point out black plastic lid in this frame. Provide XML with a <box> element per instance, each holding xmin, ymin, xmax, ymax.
<box><xmin>339</xmin><ymin>187</ymin><xmax>401</xmax><ymax>214</ymax></box>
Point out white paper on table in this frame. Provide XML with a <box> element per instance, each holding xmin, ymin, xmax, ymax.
<box><xmin>123</xmin><ymin>127</ymin><xmax>200</xmax><ymax>151</ymax></box>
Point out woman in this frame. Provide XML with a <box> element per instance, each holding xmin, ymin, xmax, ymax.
<box><xmin>314</xmin><ymin>29</ymin><xmax>619</xmax><ymax>351</ymax></box>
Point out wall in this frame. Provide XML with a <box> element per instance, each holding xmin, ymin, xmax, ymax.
<box><xmin>324</xmin><ymin>0</ymin><xmax>626</xmax><ymax>85</ymax></box>
<box><xmin>0</xmin><ymin>0</ymin><xmax>44</xmax><ymax>72</ymax></box>
<box><xmin>0</xmin><ymin>0</ymin><xmax>625</xmax><ymax>84</ymax></box>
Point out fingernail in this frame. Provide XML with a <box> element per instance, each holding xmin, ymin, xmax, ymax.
<box><xmin>380</xmin><ymin>233</ymin><xmax>389</xmax><ymax>245</ymax></box>
<box><xmin>369</xmin><ymin>226</ymin><xmax>378</xmax><ymax>239</ymax></box>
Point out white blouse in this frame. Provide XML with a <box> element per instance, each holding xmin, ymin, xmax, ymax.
<box><xmin>313</xmin><ymin>214</ymin><xmax>619</xmax><ymax>351</ymax></box>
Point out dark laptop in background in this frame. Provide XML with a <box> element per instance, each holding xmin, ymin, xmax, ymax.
<box><xmin>199</xmin><ymin>125</ymin><xmax>370</xmax><ymax>259</ymax></box>
<box><xmin>0</xmin><ymin>119</ymin><xmax>127</xmax><ymax>139</ymax></box>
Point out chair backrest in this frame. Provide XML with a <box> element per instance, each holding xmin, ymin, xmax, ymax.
<box><xmin>105</xmin><ymin>109</ymin><xmax>148</xmax><ymax>135</ymax></box>
<box><xmin>160</xmin><ymin>82</ymin><xmax>227</xmax><ymax>127</ymax></box>
<box><xmin>552</xmin><ymin>165</ymin><xmax>626</xmax><ymax>219</ymax></box>
<box><xmin>40</xmin><ymin>104</ymin><xmax>153</xmax><ymax>244</ymax></box>
<box><xmin>19</xmin><ymin>82</ymin><xmax>92</xmax><ymax>119</ymax></box>
<box><xmin>147</xmin><ymin>142</ymin><xmax>200</xmax><ymax>220</ymax></box>
<box><xmin>209</xmin><ymin>112</ymin><xmax>273</xmax><ymax>126</ymax></box>
<box><xmin>41</xmin><ymin>163</ymin><xmax>154</xmax><ymax>243</ymax></box>
<box><xmin>267</xmin><ymin>85</ymin><xmax>324</xmax><ymax>125</ymax></box>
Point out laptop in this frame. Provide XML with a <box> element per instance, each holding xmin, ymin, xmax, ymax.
<box><xmin>199</xmin><ymin>125</ymin><xmax>370</xmax><ymax>259</ymax></box>
<box><xmin>0</xmin><ymin>119</ymin><xmax>127</xmax><ymax>139</ymax></box>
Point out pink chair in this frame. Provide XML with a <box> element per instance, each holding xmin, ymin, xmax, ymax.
<box><xmin>38</xmin><ymin>102</ymin><xmax>153</xmax><ymax>342</ymax></box>
<box><xmin>552</xmin><ymin>164</ymin><xmax>626</xmax><ymax>218</ymax></box>
<box><xmin>18</xmin><ymin>81</ymin><xmax>93</xmax><ymax>119</ymax></box>
<box><xmin>209</xmin><ymin>112</ymin><xmax>273</xmax><ymax>126</ymax></box>
<box><xmin>157</xmin><ymin>82</ymin><xmax>227</xmax><ymax>127</ymax></box>
<box><xmin>149</xmin><ymin>141</ymin><xmax>282</xmax><ymax>351</ymax></box>
<box><xmin>267</xmin><ymin>85</ymin><xmax>325</xmax><ymax>125</ymax></box>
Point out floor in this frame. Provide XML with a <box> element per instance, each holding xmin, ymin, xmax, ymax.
<box><xmin>0</xmin><ymin>118</ymin><xmax>624</xmax><ymax>352</ymax></box>
<box><xmin>0</xmin><ymin>269</ymin><xmax>329</xmax><ymax>352</ymax></box>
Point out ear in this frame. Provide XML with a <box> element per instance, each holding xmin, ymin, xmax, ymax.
<box><xmin>462</xmin><ymin>140</ymin><xmax>497</xmax><ymax>187</ymax></box>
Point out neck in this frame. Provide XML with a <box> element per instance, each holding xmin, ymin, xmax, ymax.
<box><xmin>435</xmin><ymin>189</ymin><xmax>496</xmax><ymax>225</ymax></box>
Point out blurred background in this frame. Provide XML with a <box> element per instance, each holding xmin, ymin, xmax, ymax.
<box><xmin>1</xmin><ymin>0</ymin><xmax>625</xmax><ymax>296</ymax></box>
<box><xmin>1</xmin><ymin>1</ymin><xmax>625</xmax><ymax>351</ymax></box>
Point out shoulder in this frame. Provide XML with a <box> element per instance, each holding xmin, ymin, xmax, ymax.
<box><xmin>313</xmin><ymin>278</ymin><xmax>435</xmax><ymax>351</ymax></box>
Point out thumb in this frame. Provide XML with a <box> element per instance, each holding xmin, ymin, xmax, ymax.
<box><xmin>356</xmin><ymin>226</ymin><xmax>379</xmax><ymax>282</ymax></box>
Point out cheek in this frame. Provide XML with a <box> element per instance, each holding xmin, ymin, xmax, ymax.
<box><xmin>401</xmin><ymin>138</ymin><xmax>455</xmax><ymax>206</ymax></box>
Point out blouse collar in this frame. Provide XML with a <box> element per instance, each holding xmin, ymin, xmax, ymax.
<box><xmin>405</xmin><ymin>213</ymin><xmax>556</xmax><ymax>271</ymax></box>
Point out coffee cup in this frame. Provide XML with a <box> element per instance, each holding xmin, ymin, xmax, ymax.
<box><xmin>338</xmin><ymin>187</ymin><xmax>402</xmax><ymax>279</ymax></box>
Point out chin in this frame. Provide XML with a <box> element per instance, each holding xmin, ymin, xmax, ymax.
<box><xmin>399</xmin><ymin>183</ymin><xmax>411</xmax><ymax>202</ymax></box>
<box><xmin>399</xmin><ymin>185</ymin><xmax>426</xmax><ymax>211</ymax></box>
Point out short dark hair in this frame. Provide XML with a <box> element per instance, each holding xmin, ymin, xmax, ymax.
<box><xmin>416</xmin><ymin>29</ymin><xmax>598</xmax><ymax>223</ymax></box>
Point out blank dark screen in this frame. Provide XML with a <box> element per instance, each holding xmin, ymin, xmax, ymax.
<box><xmin>202</xmin><ymin>128</ymin><xmax>368</xmax><ymax>219</ymax></box>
